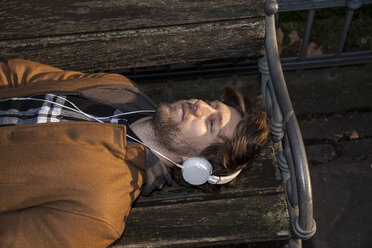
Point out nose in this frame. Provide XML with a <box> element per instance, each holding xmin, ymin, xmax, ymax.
<box><xmin>191</xmin><ymin>100</ymin><xmax>215</xmax><ymax>117</ymax></box>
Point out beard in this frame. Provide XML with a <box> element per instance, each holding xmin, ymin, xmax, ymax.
<box><xmin>151</xmin><ymin>103</ymin><xmax>198</xmax><ymax>156</ymax></box>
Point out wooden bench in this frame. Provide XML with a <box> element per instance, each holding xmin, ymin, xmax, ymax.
<box><xmin>0</xmin><ymin>0</ymin><xmax>316</xmax><ymax>247</ymax></box>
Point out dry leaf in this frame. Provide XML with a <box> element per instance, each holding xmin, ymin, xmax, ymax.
<box><xmin>307</xmin><ymin>41</ymin><xmax>323</xmax><ymax>56</ymax></box>
<box><xmin>289</xmin><ymin>30</ymin><xmax>302</xmax><ymax>45</ymax></box>
<box><xmin>277</xmin><ymin>28</ymin><xmax>284</xmax><ymax>55</ymax></box>
<box><xmin>350</xmin><ymin>130</ymin><xmax>359</xmax><ymax>139</ymax></box>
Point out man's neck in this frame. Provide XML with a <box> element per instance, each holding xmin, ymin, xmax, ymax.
<box><xmin>129</xmin><ymin>117</ymin><xmax>178</xmax><ymax>168</ymax></box>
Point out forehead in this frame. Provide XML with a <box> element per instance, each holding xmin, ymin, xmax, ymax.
<box><xmin>219</xmin><ymin>103</ymin><xmax>241</xmax><ymax>140</ymax></box>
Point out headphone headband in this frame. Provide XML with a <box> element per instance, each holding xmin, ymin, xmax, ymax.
<box><xmin>208</xmin><ymin>169</ymin><xmax>242</xmax><ymax>184</ymax></box>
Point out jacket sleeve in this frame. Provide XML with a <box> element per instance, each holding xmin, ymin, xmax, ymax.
<box><xmin>0</xmin><ymin>206</ymin><xmax>121</xmax><ymax>248</ymax></box>
<box><xmin>0</xmin><ymin>59</ymin><xmax>135</xmax><ymax>96</ymax></box>
<box><xmin>0</xmin><ymin>122</ymin><xmax>144</xmax><ymax>248</ymax></box>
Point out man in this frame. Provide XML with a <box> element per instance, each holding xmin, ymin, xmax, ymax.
<box><xmin>0</xmin><ymin>59</ymin><xmax>269</xmax><ymax>247</ymax></box>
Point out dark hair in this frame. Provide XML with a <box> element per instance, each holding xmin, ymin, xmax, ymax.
<box><xmin>173</xmin><ymin>86</ymin><xmax>270</xmax><ymax>191</ymax></box>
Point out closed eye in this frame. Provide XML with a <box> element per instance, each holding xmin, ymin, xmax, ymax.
<box><xmin>209</xmin><ymin>114</ymin><xmax>222</xmax><ymax>136</ymax></box>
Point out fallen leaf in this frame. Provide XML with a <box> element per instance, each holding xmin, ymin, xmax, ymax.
<box><xmin>289</xmin><ymin>30</ymin><xmax>302</xmax><ymax>45</ymax></box>
<box><xmin>307</xmin><ymin>41</ymin><xmax>323</xmax><ymax>56</ymax></box>
<box><xmin>350</xmin><ymin>130</ymin><xmax>359</xmax><ymax>139</ymax></box>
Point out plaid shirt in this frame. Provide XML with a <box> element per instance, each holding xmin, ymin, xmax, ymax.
<box><xmin>0</xmin><ymin>93</ymin><xmax>153</xmax><ymax>145</ymax></box>
<box><xmin>0</xmin><ymin>93</ymin><xmax>132</xmax><ymax>126</ymax></box>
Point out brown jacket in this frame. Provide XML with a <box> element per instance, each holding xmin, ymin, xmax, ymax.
<box><xmin>0</xmin><ymin>59</ymin><xmax>155</xmax><ymax>247</ymax></box>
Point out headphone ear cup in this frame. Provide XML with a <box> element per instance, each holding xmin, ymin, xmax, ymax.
<box><xmin>182</xmin><ymin>157</ymin><xmax>212</xmax><ymax>185</ymax></box>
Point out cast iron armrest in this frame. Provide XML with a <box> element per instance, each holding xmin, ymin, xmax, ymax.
<box><xmin>259</xmin><ymin>1</ymin><xmax>317</xmax><ymax>247</ymax></box>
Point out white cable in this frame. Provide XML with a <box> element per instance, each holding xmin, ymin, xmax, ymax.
<box><xmin>95</xmin><ymin>110</ymin><xmax>156</xmax><ymax>120</ymax></box>
<box><xmin>126</xmin><ymin>134</ymin><xmax>184</xmax><ymax>169</ymax></box>
<box><xmin>3</xmin><ymin>96</ymin><xmax>183</xmax><ymax>169</ymax></box>
<box><xmin>47</xmin><ymin>94</ymin><xmax>155</xmax><ymax>120</ymax></box>
<box><xmin>4</xmin><ymin>97</ymin><xmax>103</xmax><ymax>123</ymax></box>
<box><xmin>3</xmin><ymin>95</ymin><xmax>155</xmax><ymax>122</ymax></box>
<box><xmin>48</xmin><ymin>94</ymin><xmax>104</xmax><ymax>121</ymax></box>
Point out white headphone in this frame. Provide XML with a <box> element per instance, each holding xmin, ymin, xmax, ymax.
<box><xmin>181</xmin><ymin>157</ymin><xmax>241</xmax><ymax>185</ymax></box>
<box><xmin>3</xmin><ymin>94</ymin><xmax>242</xmax><ymax>185</ymax></box>
<box><xmin>127</xmin><ymin>135</ymin><xmax>242</xmax><ymax>185</ymax></box>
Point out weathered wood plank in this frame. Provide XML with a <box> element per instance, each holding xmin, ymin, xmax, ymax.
<box><xmin>134</xmin><ymin>141</ymin><xmax>282</xmax><ymax>207</ymax></box>
<box><xmin>116</xmin><ymin>194</ymin><xmax>290</xmax><ymax>247</ymax></box>
<box><xmin>0</xmin><ymin>19</ymin><xmax>265</xmax><ymax>71</ymax></box>
<box><xmin>0</xmin><ymin>0</ymin><xmax>264</xmax><ymax>40</ymax></box>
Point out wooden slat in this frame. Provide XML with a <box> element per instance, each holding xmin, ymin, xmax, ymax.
<box><xmin>134</xmin><ymin>141</ymin><xmax>282</xmax><ymax>207</ymax></box>
<box><xmin>0</xmin><ymin>19</ymin><xmax>265</xmax><ymax>72</ymax></box>
<box><xmin>113</xmin><ymin>141</ymin><xmax>288</xmax><ymax>247</ymax></box>
<box><xmin>116</xmin><ymin>194</ymin><xmax>290</xmax><ymax>247</ymax></box>
<box><xmin>0</xmin><ymin>0</ymin><xmax>264</xmax><ymax>39</ymax></box>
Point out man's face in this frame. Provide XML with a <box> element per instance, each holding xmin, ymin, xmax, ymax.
<box><xmin>151</xmin><ymin>99</ymin><xmax>242</xmax><ymax>158</ymax></box>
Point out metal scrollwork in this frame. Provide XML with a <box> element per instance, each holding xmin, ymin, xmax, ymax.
<box><xmin>259</xmin><ymin>56</ymin><xmax>284</xmax><ymax>143</ymax></box>
<box><xmin>260</xmin><ymin>0</ymin><xmax>317</xmax><ymax>247</ymax></box>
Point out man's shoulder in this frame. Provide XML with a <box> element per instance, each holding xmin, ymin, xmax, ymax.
<box><xmin>0</xmin><ymin>59</ymin><xmax>136</xmax><ymax>99</ymax></box>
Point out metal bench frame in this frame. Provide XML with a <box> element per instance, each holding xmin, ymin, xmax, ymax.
<box><xmin>259</xmin><ymin>1</ymin><xmax>317</xmax><ymax>247</ymax></box>
<box><xmin>260</xmin><ymin>0</ymin><xmax>371</xmax><ymax>247</ymax></box>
